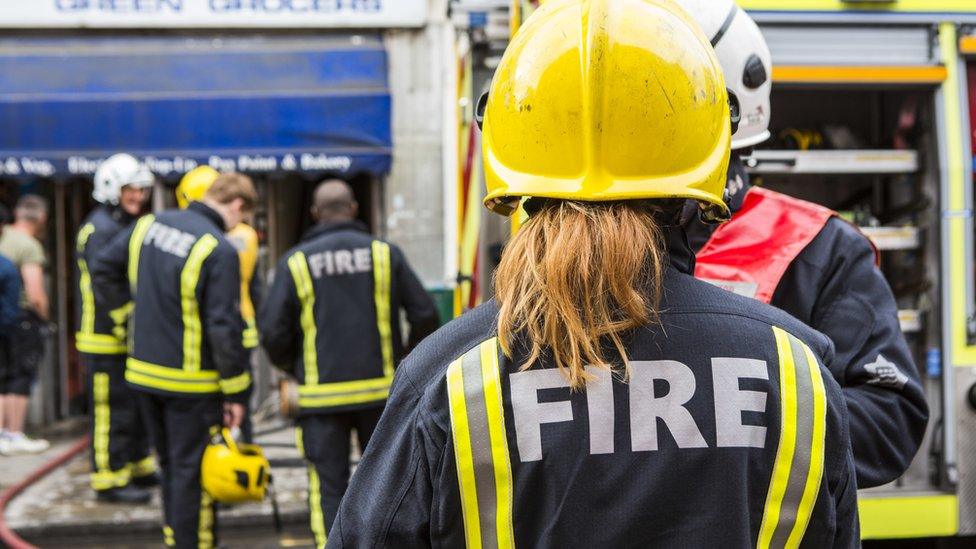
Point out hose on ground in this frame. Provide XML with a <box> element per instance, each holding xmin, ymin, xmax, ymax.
<box><xmin>0</xmin><ymin>435</ymin><xmax>90</xmax><ymax>549</ymax></box>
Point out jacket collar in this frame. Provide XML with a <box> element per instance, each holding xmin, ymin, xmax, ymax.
<box><xmin>188</xmin><ymin>202</ymin><xmax>227</xmax><ymax>232</ymax></box>
<box><xmin>302</xmin><ymin>219</ymin><xmax>369</xmax><ymax>242</ymax></box>
<box><xmin>101</xmin><ymin>204</ymin><xmax>138</xmax><ymax>226</ymax></box>
<box><xmin>664</xmin><ymin>225</ymin><xmax>695</xmax><ymax>275</ymax></box>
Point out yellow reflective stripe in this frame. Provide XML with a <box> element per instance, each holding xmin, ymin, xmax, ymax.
<box><xmin>759</xmin><ymin>328</ymin><xmax>827</xmax><ymax>548</ymax></box>
<box><xmin>298</xmin><ymin>376</ymin><xmax>393</xmax><ymax>396</ymax></box>
<box><xmin>480</xmin><ymin>339</ymin><xmax>515</xmax><ymax>548</ymax></box>
<box><xmin>788</xmin><ymin>343</ymin><xmax>828</xmax><ymax>547</ymax></box>
<box><xmin>125</xmin><ymin>371</ymin><xmax>220</xmax><ymax>393</ymax></box>
<box><xmin>77</xmin><ymin>223</ymin><xmax>96</xmax><ymax>335</ymax></box>
<box><xmin>130</xmin><ymin>455</ymin><xmax>158</xmax><ymax>478</ymax></box>
<box><xmin>181</xmin><ymin>235</ymin><xmax>219</xmax><ymax>373</ymax></box>
<box><xmin>91</xmin><ymin>469</ymin><xmax>132</xmax><ymax>490</ymax></box>
<box><xmin>93</xmin><ymin>373</ymin><xmax>111</xmax><ymax>474</ymax></box>
<box><xmin>108</xmin><ymin>301</ymin><xmax>134</xmax><ymax>343</ymax></box>
<box><xmin>295</xmin><ymin>426</ymin><xmax>304</xmax><ymax>458</ymax></box>
<box><xmin>447</xmin><ymin>353</ymin><xmax>483</xmax><ymax>549</ymax></box>
<box><xmin>759</xmin><ymin>328</ymin><xmax>800</xmax><ymax>548</ymax></box>
<box><xmin>76</xmin><ymin>333</ymin><xmax>128</xmax><ymax>355</ymax></box>
<box><xmin>163</xmin><ymin>526</ymin><xmax>175</xmax><ymax>547</ymax></box>
<box><xmin>308</xmin><ymin>465</ymin><xmax>327</xmax><ymax>549</ymax></box>
<box><xmin>243</xmin><ymin>319</ymin><xmax>259</xmax><ymax>349</ymax></box>
<box><xmin>128</xmin><ymin>215</ymin><xmax>156</xmax><ymax>293</ymax></box>
<box><xmin>128</xmin><ymin>358</ymin><xmax>220</xmax><ymax>381</ymax></box>
<box><xmin>298</xmin><ymin>389</ymin><xmax>390</xmax><ymax>409</ymax></box>
<box><xmin>219</xmin><ymin>371</ymin><xmax>252</xmax><ymax>395</ymax></box>
<box><xmin>372</xmin><ymin>241</ymin><xmax>394</xmax><ymax>378</ymax></box>
<box><xmin>199</xmin><ymin>490</ymin><xmax>214</xmax><ymax>549</ymax></box>
<box><xmin>288</xmin><ymin>252</ymin><xmax>318</xmax><ymax>386</ymax></box>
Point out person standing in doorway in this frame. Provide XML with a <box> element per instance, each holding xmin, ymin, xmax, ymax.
<box><xmin>0</xmin><ymin>195</ymin><xmax>51</xmax><ymax>455</ymax></box>
<box><xmin>259</xmin><ymin>179</ymin><xmax>439</xmax><ymax>548</ymax></box>
<box><xmin>77</xmin><ymin>154</ymin><xmax>158</xmax><ymax>503</ymax></box>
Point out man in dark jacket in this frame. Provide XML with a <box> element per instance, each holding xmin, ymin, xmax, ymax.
<box><xmin>92</xmin><ymin>173</ymin><xmax>255</xmax><ymax>549</ymax></box>
<box><xmin>259</xmin><ymin>179</ymin><xmax>439</xmax><ymax>548</ymax></box>
<box><xmin>77</xmin><ymin>153</ymin><xmax>157</xmax><ymax>503</ymax></box>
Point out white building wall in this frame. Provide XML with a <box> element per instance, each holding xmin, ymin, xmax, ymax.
<box><xmin>383</xmin><ymin>0</ymin><xmax>454</xmax><ymax>288</ymax></box>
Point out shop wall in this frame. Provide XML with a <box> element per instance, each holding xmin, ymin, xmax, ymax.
<box><xmin>383</xmin><ymin>0</ymin><xmax>452</xmax><ymax>287</ymax></box>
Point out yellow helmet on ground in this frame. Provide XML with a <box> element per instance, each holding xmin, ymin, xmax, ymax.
<box><xmin>481</xmin><ymin>0</ymin><xmax>732</xmax><ymax>222</ymax></box>
<box><xmin>176</xmin><ymin>166</ymin><xmax>220</xmax><ymax>209</ymax></box>
<box><xmin>201</xmin><ymin>428</ymin><xmax>271</xmax><ymax>503</ymax></box>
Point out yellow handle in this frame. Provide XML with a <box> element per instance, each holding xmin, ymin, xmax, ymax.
<box><xmin>221</xmin><ymin>428</ymin><xmax>240</xmax><ymax>454</ymax></box>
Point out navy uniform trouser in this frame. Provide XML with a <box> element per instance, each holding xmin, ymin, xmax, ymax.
<box><xmin>297</xmin><ymin>407</ymin><xmax>384</xmax><ymax>549</ymax></box>
<box><xmin>138</xmin><ymin>391</ymin><xmax>221</xmax><ymax>549</ymax></box>
<box><xmin>85</xmin><ymin>354</ymin><xmax>155</xmax><ymax>491</ymax></box>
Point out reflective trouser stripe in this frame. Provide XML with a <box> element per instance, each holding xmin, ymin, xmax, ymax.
<box><xmin>131</xmin><ymin>455</ymin><xmax>157</xmax><ymax>478</ymax></box>
<box><xmin>77</xmin><ymin>223</ymin><xmax>96</xmax><ymax>334</ymax></box>
<box><xmin>371</xmin><ymin>241</ymin><xmax>394</xmax><ymax>378</ymax></box>
<box><xmin>446</xmin><ymin>338</ymin><xmax>515</xmax><ymax>549</ymax></box>
<box><xmin>199</xmin><ymin>490</ymin><xmax>214</xmax><ymax>549</ymax></box>
<box><xmin>308</xmin><ymin>465</ymin><xmax>327</xmax><ymax>549</ymax></box>
<box><xmin>128</xmin><ymin>215</ymin><xmax>156</xmax><ymax>294</ymax></box>
<box><xmin>296</xmin><ymin>426</ymin><xmax>327</xmax><ymax>548</ymax></box>
<box><xmin>288</xmin><ymin>252</ymin><xmax>319</xmax><ymax>386</ymax></box>
<box><xmin>90</xmin><ymin>372</ymin><xmax>130</xmax><ymax>491</ymax></box>
<box><xmin>181</xmin><ymin>235</ymin><xmax>219</xmax><ymax>373</ymax></box>
<box><xmin>163</xmin><ymin>525</ymin><xmax>175</xmax><ymax>547</ymax></box>
<box><xmin>758</xmin><ymin>327</ymin><xmax>828</xmax><ymax>549</ymax></box>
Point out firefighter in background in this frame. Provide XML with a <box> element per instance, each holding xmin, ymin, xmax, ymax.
<box><xmin>677</xmin><ymin>0</ymin><xmax>928</xmax><ymax>488</ymax></box>
<box><xmin>76</xmin><ymin>154</ymin><xmax>158</xmax><ymax>503</ymax></box>
<box><xmin>330</xmin><ymin>1</ymin><xmax>858</xmax><ymax>545</ymax></box>
<box><xmin>91</xmin><ymin>173</ymin><xmax>255</xmax><ymax>549</ymax></box>
<box><xmin>258</xmin><ymin>179</ymin><xmax>439</xmax><ymax>547</ymax></box>
<box><xmin>177</xmin><ymin>166</ymin><xmax>260</xmax><ymax>442</ymax></box>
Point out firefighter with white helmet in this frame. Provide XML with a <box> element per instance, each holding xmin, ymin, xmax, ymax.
<box><xmin>76</xmin><ymin>153</ymin><xmax>158</xmax><ymax>503</ymax></box>
<box><xmin>677</xmin><ymin>0</ymin><xmax>929</xmax><ymax>488</ymax></box>
<box><xmin>329</xmin><ymin>0</ymin><xmax>858</xmax><ymax>546</ymax></box>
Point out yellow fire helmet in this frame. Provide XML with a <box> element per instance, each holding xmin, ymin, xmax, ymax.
<box><xmin>201</xmin><ymin>428</ymin><xmax>271</xmax><ymax>504</ymax></box>
<box><xmin>481</xmin><ymin>0</ymin><xmax>732</xmax><ymax>222</ymax></box>
<box><xmin>176</xmin><ymin>165</ymin><xmax>220</xmax><ymax>209</ymax></box>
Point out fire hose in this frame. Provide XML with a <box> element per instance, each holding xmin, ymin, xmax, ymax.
<box><xmin>0</xmin><ymin>435</ymin><xmax>90</xmax><ymax>549</ymax></box>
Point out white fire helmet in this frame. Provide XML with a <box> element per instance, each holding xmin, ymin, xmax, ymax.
<box><xmin>93</xmin><ymin>154</ymin><xmax>155</xmax><ymax>205</ymax></box>
<box><xmin>672</xmin><ymin>0</ymin><xmax>772</xmax><ymax>150</ymax></box>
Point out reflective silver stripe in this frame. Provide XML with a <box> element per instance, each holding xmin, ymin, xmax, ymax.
<box><xmin>759</xmin><ymin>328</ymin><xmax>828</xmax><ymax>548</ymax></box>
<box><xmin>770</xmin><ymin>335</ymin><xmax>816</xmax><ymax>546</ymax></box>
<box><xmin>447</xmin><ymin>338</ymin><xmax>516</xmax><ymax>549</ymax></box>
<box><xmin>460</xmin><ymin>346</ymin><xmax>500</xmax><ymax>549</ymax></box>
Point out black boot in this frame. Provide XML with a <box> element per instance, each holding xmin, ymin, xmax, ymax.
<box><xmin>96</xmin><ymin>484</ymin><xmax>152</xmax><ymax>504</ymax></box>
<box><xmin>132</xmin><ymin>472</ymin><xmax>161</xmax><ymax>488</ymax></box>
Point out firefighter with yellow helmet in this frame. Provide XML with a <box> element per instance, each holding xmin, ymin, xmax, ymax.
<box><xmin>178</xmin><ymin>166</ymin><xmax>261</xmax><ymax>441</ymax></box>
<box><xmin>330</xmin><ymin>0</ymin><xmax>858</xmax><ymax>546</ymax></box>
<box><xmin>91</xmin><ymin>172</ymin><xmax>256</xmax><ymax>548</ymax></box>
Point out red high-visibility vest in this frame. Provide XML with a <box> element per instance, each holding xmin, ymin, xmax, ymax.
<box><xmin>694</xmin><ymin>187</ymin><xmax>835</xmax><ymax>304</ymax></box>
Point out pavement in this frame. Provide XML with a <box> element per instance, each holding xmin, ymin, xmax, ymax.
<box><xmin>0</xmin><ymin>420</ymin><xmax>319</xmax><ymax>548</ymax></box>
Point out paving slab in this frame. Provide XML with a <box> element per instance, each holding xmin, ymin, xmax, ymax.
<box><xmin>3</xmin><ymin>421</ymin><xmax>319</xmax><ymax>548</ymax></box>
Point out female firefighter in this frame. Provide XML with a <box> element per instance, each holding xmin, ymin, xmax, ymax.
<box><xmin>329</xmin><ymin>0</ymin><xmax>859</xmax><ymax>546</ymax></box>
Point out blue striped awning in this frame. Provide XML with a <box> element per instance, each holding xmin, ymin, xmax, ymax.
<box><xmin>0</xmin><ymin>34</ymin><xmax>391</xmax><ymax>179</ymax></box>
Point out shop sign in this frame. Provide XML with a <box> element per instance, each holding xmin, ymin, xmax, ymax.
<box><xmin>0</xmin><ymin>153</ymin><xmax>364</xmax><ymax>177</ymax></box>
<box><xmin>0</xmin><ymin>0</ymin><xmax>427</xmax><ymax>29</ymax></box>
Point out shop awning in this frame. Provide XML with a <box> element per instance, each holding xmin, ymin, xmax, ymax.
<box><xmin>0</xmin><ymin>34</ymin><xmax>392</xmax><ymax>179</ymax></box>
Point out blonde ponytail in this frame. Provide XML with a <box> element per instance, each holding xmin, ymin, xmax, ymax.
<box><xmin>494</xmin><ymin>201</ymin><xmax>668</xmax><ymax>390</ymax></box>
